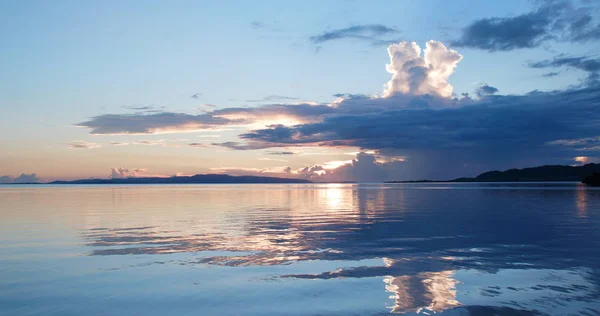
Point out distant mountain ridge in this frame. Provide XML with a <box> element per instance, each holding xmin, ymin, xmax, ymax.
<box><xmin>49</xmin><ymin>174</ymin><xmax>311</xmax><ymax>184</ymax></box>
<box><xmin>386</xmin><ymin>163</ymin><xmax>600</xmax><ymax>183</ymax></box>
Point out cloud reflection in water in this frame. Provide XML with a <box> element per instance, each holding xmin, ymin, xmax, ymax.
<box><xmin>78</xmin><ymin>183</ymin><xmax>600</xmax><ymax>315</ymax></box>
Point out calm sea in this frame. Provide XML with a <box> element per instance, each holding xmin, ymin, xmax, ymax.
<box><xmin>1</xmin><ymin>183</ymin><xmax>599</xmax><ymax>315</ymax></box>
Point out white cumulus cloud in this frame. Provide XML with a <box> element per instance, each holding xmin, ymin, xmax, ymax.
<box><xmin>384</xmin><ymin>41</ymin><xmax>463</xmax><ymax>98</ymax></box>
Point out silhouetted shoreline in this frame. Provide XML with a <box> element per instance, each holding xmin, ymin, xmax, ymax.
<box><xmin>583</xmin><ymin>173</ymin><xmax>600</xmax><ymax>187</ymax></box>
<box><xmin>4</xmin><ymin>163</ymin><xmax>600</xmax><ymax>185</ymax></box>
<box><xmin>387</xmin><ymin>163</ymin><xmax>600</xmax><ymax>183</ymax></box>
<box><xmin>47</xmin><ymin>174</ymin><xmax>312</xmax><ymax>184</ymax></box>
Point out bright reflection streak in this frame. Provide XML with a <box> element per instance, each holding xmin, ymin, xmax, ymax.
<box><xmin>323</xmin><ymin>184</ymin><xmax>346</xmax><ymax>210</ymax></box>
<box><xmin>576</xmin><ymin>184</ymin><xmax>588</xmax><ymax>218</ymax></box>
<box><xmin>384</xmin><ymin>269</ymin><xmax>460</xmax><ymax>314</ymax></box>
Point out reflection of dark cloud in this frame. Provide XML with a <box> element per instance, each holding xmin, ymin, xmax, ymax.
<box><xmin>457</xmin><ymin>306</ymin><xmax>543</xmax><ymax>315</ymax></box>
<box><xmin>80</xmin><ymin>184</ymin><xmax>600</xmax><ymax>314</ymax></box>
<box><xmin>83</xmin><ymin>184</ymin><xmax>600</xmax><ymax>270</ymax></box>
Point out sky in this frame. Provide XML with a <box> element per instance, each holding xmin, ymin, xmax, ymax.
<box><xmin>1</xmin><ymin>0</ymin><xmax>600</xmax><ymax>182</ymax></box>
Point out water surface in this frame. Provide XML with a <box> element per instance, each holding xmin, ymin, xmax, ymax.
<box><xmin>1</xmin><ymin>183</ymin><xmax>599</xmax><ymax>315</ymax></box>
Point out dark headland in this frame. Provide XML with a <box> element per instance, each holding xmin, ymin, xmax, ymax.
<box><xmin>386</xmin><ymin>163</ymin><xmax>600</xmax><ymax>184</ymax></box>
<box><xmin>49</xmin><ymin>174</ymin><xmax>311</xmax><ymax>185</ymax></box>
<box><xmin>583</xmin><ymin>173</ymin><xmax>600</xmax><ymax>187</ymax></box>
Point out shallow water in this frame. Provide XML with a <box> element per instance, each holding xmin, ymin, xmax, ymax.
<box><xmin>1</xmin><ymin>183</ymin><xmax>599</xmax><ymax>315</ymax></box>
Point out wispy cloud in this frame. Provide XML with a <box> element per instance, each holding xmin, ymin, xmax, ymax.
<box><xmin>134</xmin><ymin>140</ymin><xmax>164</xmax><ymax>146</ymax></box>
<box><xmin>246</xmin><ymin>95</ymin><xmax>299</xmax><ymax>103</ymax></box>
<box><xmin>258</xmin><ymin>157</ymin><xmax>287</xmax><ymax>162</ymax></box>
<box><xmin>267</xmin><ymin>151</ymin><xmax>296</xmax><ymax>155</ymax></box>
<box><xmin>543</xmin><ymin>72</ymin><xmax>560</xmax><ymax>77</ymax></box>
<box><xmin>122</xmin><ymin>105</ymin><xmax>164</xmax><ymax>113</ymax></box>
<box><xmin>67</xmin><ymin>141</ymin><xmax>101</xmax><ymax>149</ymax></box>
<box><xmin>132</xmin><ymin>139</ymin><xmax>189</xmax><ymax>147</ymax></box>
<box><xmin>310</xmin><ymin>24</ymin><xmax>400</xmax><ymax>46</ymax></box>
<box><xmin>212</xmin><ymin>141</ymin><xmax>272</xmax><ymax>150</ymax></box>
<box><xmin>250</xmin><ymin>21</ymin><xmax>265</xmax><ymax>29</ymax></box>
<box><xmin>123</xmin><ymin>105</ymin><xmax>154</xmax><ymax>111</ymax></box>
<box><xmin>528</xmin><ymin>54</ymin><xmax>600</xmax><ymax>85</ymax></box>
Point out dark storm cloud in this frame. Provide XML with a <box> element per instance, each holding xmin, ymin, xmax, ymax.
<box><xmin>234</xmin><ymin>88</ymin><xmax>600</xmax><ymax>166</ymax></box>
<box><xmin>475</xmin><ymin>84</ymin><xmax>499</xmax><ymax>98</ymax></box>
<box><xmin>310</xmin><ymin>24</ymin><xmax>400</xmax><ymax>46</ymax></box>
<box><xmin>75</xmin><ymin>85</ymin><xmax>600</xmax><ymax>179</ymax></box>
<box><xmin>452</xmin><ymin>1</ymin><xmax>600</xmax><ymax>51</ymax></box>
<box><xmin>313</xmin><ymin>152</ymin><xmax>394</xmax><ymax>183</ymax></box>
<box><xmin>452</xmin><ymin>8</ymin><xmax>553</xmax><ymax>51</ymax></box>
<box><xmin>76</xmin><ymin>112</ymin><xmax>238</xmax><ymax>135</ymax></box>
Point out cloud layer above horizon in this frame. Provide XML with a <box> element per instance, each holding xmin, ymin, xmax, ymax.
<box><xmin>71</xmin><ymin>36</ymin><xmax>600</xmax><ymax>181</ymax></box>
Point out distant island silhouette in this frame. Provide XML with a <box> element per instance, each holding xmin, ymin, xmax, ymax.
<box><xmin>5</xmin><ymin>163</ymin><xmax>600</xmax><ymax>185</ymax></box>
<box><xmin>387</xmin><ymin>163</ymin><xmax>600</xmax><ymax>184</ymax></box>
<box><xmin>49</xmin><ymin>174</ymin><xmax>311</xmax><ymax>184</ymax></box>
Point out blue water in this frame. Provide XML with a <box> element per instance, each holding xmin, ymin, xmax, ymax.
<box><xmin>1</xmin><ymin>183</ymin><xmax>599</xmax><ymax>315</ymax></box>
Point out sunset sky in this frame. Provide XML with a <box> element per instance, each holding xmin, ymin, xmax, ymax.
<box><xmin>2</xmin><ymin>0</ymin><xmax>600</xmax><ymax>182</ymax></box>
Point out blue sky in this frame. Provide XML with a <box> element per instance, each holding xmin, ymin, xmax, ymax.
<box><xmin>1</xmin><ymin>0</ymin><xmax>600</xmax><ymax>182</ymax></box>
